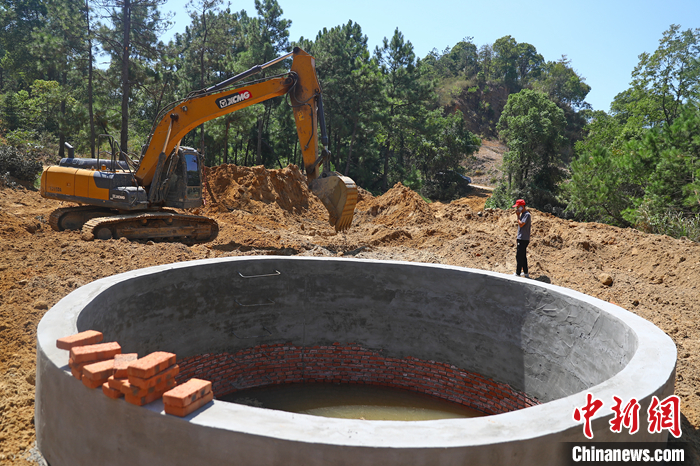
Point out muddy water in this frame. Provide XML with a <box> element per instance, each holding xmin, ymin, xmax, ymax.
<box><xmin>220</xmin><ymin>383</ymin><xmax>485</xmax><ymax>421</ymax></box>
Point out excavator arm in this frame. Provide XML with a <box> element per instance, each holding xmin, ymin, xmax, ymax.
<box><xmin>137</xmin><ymin>47</ymin><xmax>357</xmax><ymax>231</ymax></box>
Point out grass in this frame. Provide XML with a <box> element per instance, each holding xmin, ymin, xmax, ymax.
<box><xmin>636</xmin><ymin>209</ymin><xmax>700</xmax><ymax>242</ymax></box>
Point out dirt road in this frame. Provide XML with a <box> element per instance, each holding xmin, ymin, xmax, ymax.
<box><xmin>1</xmin><ymin>164</ymin><xmax>698</xmax><ymax>464</ymax></box>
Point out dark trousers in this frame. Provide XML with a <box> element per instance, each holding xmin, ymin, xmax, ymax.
<box><xmin>516</xmin><ymin>240</ymin><xmax>529</xmax><ymax>275</ymax></box>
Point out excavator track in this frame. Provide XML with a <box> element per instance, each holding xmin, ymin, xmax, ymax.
<box><xmin>81</xmin><ymin>211</ymin><xmax>219</xmax><ymax>245</ymax></box>
<box><xmin>49</xmin><ymin>206</ymin><xmax>114</xmax><ymax>231</ymax></box>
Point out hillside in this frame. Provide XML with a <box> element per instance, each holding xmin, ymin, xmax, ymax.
<box><xmin>1</xmin><ymin>165</ymin><xmax>699</xmax><ymax>464</ymax></box>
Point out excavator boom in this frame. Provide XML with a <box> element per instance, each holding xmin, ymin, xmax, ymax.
<box><xmin>138</xmin><ymin>47</ymin><xmax>356</xmax><ymax>231</ymax></box>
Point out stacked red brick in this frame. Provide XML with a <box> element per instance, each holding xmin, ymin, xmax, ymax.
<box><xmin>102</xmin><ymin>353</ymin><xmax>138</xmax><ymax>399</ymax></box>
<box><xmin>163</xmin><ymin>378</ymin><xmax>214</xmax><ymax>417</ymax></box>
<box><xmin>56</xmin><ymin>331</ymin><xmax>214</xmax><ymax>416</ymax></box>
<box><xmin>57</xmin><ymin>330</ymin><xmax>122</xmax><ymax>389</ymax></box>
<box><xmin>111</xmin><ymin>352</ymin><xmax>180</xmax><ymax>406</ymax></box>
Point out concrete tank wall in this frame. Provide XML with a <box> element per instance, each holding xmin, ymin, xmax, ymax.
<box><xmin>36</xmin><ymin>257</ymin><xmax>677</xmax><ymax>466</ymax></box>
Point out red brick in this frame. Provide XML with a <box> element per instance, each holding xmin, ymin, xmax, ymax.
<box><xmin>107</xmin><ymin>375</ymin><xmax>128</xmax><ymax>391</ymax></box>
<box><xmin>56</xmin><ymin>330</ymin><xmax>103</xmax><ymax>350</ymax></box>
<box><xmin>70</xmin><ymin>365</ymin><xmax>83</xmax><ymax>380</ymax></box>
<box><xmin>113</xmin><ymin>353</ymin><xmax>138</xmax><ymax>378</ymax></box>
<box><xmin>102</xmin><ymin>382</ymin><xmax>123</xmax><ymax>399</ymax></box>
<box><xmin>70</xmin><ymin>342</ymin><xmax>121</xmax><ymax>364</ymax></box>
<box><xmin>122</xmin><ymin>377</ymin><xmax>176</xmax><ymax>398</ymax></box>
<box><xmin>128</xmin><ymin>364</ymin><xmax>179</xmax><ymax>389</ymax></box>
<box><xmin>128</xmin><ymin>352</ymin><xmax>176</xmax><ymax>379</ymax></box>
<box><xmin>70</xmin><ymin>358</ymin><xmax>105</xmax><ymax>378</ymax></box>
<box><xmin>162</xmin><ymin>378</ymin><xmax>212</xmax><ymax>408</ymax></box>
<box><xmin>164</xmin><ymin>391</ymin><xmax>215</xmax><ymax>417</ymax></box>
<box><xmin>82</xmin><ymin>374</ymin><xmax>107</xmax><ymax>389</ymax></box>
<box><xmin>83</xmin><ymin>359</ymin><xmax>115</xmax><ymax>381</ymax></box>
<box><xmin>124</xmin><ymin>380</ymin><xmax>176</xmax><ymax>406</ymax></box>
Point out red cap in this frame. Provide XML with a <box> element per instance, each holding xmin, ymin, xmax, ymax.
<box><xmin>512</xmin><ymin>199</ymin><xmax>526</xmax><ymax>208</ymax></box>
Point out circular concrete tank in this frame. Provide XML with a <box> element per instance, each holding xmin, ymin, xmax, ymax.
<box><xmin>36</xmin><ymin>257</ymin><xmax>676</xmax><ymax>465</ymax></box>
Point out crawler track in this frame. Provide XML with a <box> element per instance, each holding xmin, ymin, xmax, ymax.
<box><xmin>81</xmin><ymin>211</ymin><xmax>219</xmax><ymax>244</ymax></box>
<box><xmin>49</xmin><ymin>206</ymin><xmax>113</xmax><ymax>231</ymax></box>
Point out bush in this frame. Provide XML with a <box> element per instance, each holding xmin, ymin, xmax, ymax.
<box><xmin>420</xmin><ymin>171</ymin><xmax>472</xmax><ymax>201</ymax></box>
<box><xmin>484</xmin><ymin>182</ymin><xmax>512</xmax><ymax>209</ymax></box>
<box><xmin>0</xmin><ymin>144</ymin><xmax>43</xmax><ymax>183</ymax></box>
<box><xmin>634</xmin><ymin>206</ymin><xmax>700</xmax><ymax>242</ymax></box>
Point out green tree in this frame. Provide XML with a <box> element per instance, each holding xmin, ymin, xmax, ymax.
<box><xmin>565</xmin><ymin>147</ymin><xmax>632</xmax><ymax>225</ymax></box>
<box><xmin>96</xmin><ymin>0</ymin><xmax>170</xmax><ymax>155</ymax></box>
<box><xmin>30</xmin><ymin>0</ymin><xmax>94</xmax><ymax>156</ymax></box>
<box><xmin>515</xmin><ymin>42</ymin><xmax>544</xmax><ymax>84</ymax></box>
<box><xmin>492</xmin><ymin>89</ymin><xmax>566</xmax><ymax>208</ymax></box>
<box><xmin>630</xmin><ymin>24</ymin><xmax>700</xmax><ymax>128</ymax></box>
<box><xmin>374</xmin><ymin>28</ymin><xmax>435</xmax><ymax>191</ymax></box>
<box><xmin>176</xmin><ymin>0</ymin><xmax>238</xmax><ymax>162</ymax></box>
<box><xmin>566</xmin><ymin>102</ymin><xmax>700</xmax><ymax>230</ymax></box>
<box><xmin>233</xmin><ymin>0</ymin><xmax>290</xmax><ymax>166</ymax></box>
<box><xmin>0</xmin><ymin>0</ymin><xmax>48</xmax><ymax>91</ymax></box>
<box><xmin>609</xmin><ymin>24</ymin><xmax>700</xmax><ymax>138</ymax></box>
<box><xmin>492</xmin><ymin>35</ymin><xmax>519</xmax><ymax>88</ymax></box>
<box><xmin>567</xmin><ymin>25</ymin><xmax>700</xmax><ymax>233</ymax></box>
<box><xmin>310</xmin><ymin>21</ymin><xmax>382</xmax><ymax>178</ymax></box>
<box><xmin>533</xmin><ymin>56</ymin><xmax>591</xmax><ymax>109</ymax></box>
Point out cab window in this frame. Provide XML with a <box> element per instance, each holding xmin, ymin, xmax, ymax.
<box><xmin>185</xmin><ymin>153</ymin><xmax>201</xmax><ymax>186</ymax></box>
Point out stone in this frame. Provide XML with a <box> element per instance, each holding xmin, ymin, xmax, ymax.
<box><xmin>33</xmin><ymin>300</ymin><xmax>49</xmax><ymax>310</ymax></box>
<box><xmin>598</xmin><ymin>273</ymin><xmax>613</xmax><ymax>286</ymax></box>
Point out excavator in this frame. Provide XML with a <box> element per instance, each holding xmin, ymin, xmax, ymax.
<box><xmin>40</xmin><ymin>47</ymin><xmax>357</xmax><ymax>244</ymax></box>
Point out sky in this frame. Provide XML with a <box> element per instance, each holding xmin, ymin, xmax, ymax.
<box><xmin>161</xmin><ymin>0</ymin><xmax>700</xmax><ymax>112</ymax></box>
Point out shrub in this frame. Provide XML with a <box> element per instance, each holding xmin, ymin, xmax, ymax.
<box><xmin>0</xmin><ymin>144</ymin><xmax>43</xmax><ymax>183</ymax></box>
<box><xmin>420</xmin><ymin>171</ymin><xmax>471</xmax><ymax>201</ymax></box>
<box><xmin>634</xmin><ymin>206</ymin><xmax>700</xmax><ymax>242</ymax></box>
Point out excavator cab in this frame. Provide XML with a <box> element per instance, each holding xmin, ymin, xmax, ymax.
<box><xmin>162</xmin><ymin>147</ymin><xmax>205</xmax><ymax>210</ymax></box>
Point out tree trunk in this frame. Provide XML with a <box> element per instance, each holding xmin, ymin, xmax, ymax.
<box><xmin>86</xmin><ymin>0</ymin><xmax>95</xmax><ymax>158</ymax></box>
<box><xmin>120</xmin><ymin>0</ymin><xmax>131</xmax><ymax>157</ymax></box>
<box><xmin>58</xmin><ymin>99</ymin><xmax>66</xmax><ymax>158</ymax></box>
<box><xmin>199</xmin><ymin>124</ymin><xmax>205</xmax><ymax>158</ymax></box>
<box><xmin>382</xmin><ymin>140</ymin><xmax>391</xmax><ymax>191</ymax></box>
<box><xmin>256</xmin><ymin>116</ymin><xmax>263</xmax><ymax>165</ymax></box>
<box><xmin>224</xmin><ymin>119</ymin><xmax>230</xmax><ymax>164</ymax></box>
<box><xmin>198</xmin><ymin>5</ymin><xmax>209</xmax><ymax>161</ymax></box>
<box><xmin>344</xmin><ymin>120</ymin><xmax>358</xmax><ymax>176</ymax></box>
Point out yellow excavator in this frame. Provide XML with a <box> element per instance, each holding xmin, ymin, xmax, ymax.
<box><xmin>40</xmin><ymin>47</ymin><xmax>357</xmax><ymax>244</ymax></box>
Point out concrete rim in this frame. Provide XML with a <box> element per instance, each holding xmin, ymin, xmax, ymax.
<box><xmin>36</xmin><ymin>256</ymin><xmax>676</xmax><ymax>449</ymax></box>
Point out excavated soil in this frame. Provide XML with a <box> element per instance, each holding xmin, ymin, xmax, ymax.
<box><xmin>1</xmin><ymin>163</ymin><xmax>699</xmax><ymax>464</ymax></box>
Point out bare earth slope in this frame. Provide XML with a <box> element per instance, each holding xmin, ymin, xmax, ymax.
<box><xmin>1</xmin><ymin>164</ymin><xmax>699</xmax><ymax>464</ymax></box>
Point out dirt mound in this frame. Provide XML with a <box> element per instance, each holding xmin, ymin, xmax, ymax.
<box><xmin>205</xmin><ymin>164</ymin><xmax>327</xmax><ymax>221</ymax></box>
<box><xmin>360</xmin><ymin>182</ymin><xmax>435</xmax><ymax>227</ymax></box>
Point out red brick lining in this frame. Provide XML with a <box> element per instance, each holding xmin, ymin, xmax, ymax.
<box><xmin>175</xmin><ymin>343</ymin><xmax>539</xmax><ymax>415</ymax></box>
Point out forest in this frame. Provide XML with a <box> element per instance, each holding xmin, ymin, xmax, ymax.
<box><xmin>0</xmin><ymin>0</ymin><xmax>699</xmax><ymax>240</ymax></box>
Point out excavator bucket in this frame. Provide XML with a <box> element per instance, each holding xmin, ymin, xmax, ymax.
<box><xmin>309</xmin><ymin>172</ymin><xmax>358</xmax><ymax>232</ymax></box>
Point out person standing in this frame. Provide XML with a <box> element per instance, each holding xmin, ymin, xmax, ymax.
<box><xmin>513</xmin><ymin>199</ymin><xmax>531</xmax><ymax>277</ymax></box>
